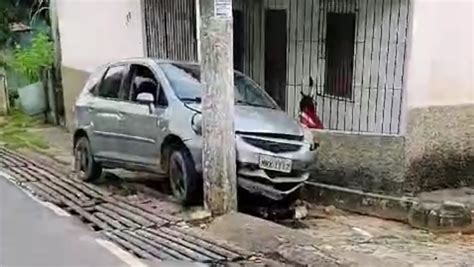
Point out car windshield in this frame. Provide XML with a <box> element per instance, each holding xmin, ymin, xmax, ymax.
<box><xmin>159</xmin><ymin>63</ymin><xmax>279</xmax><ymax>109</ymax></box>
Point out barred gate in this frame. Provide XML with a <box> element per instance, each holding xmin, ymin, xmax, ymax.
<box><xmin>141</xmin><ymin>0</ymin><xmax>411</xmax><ymax>134</ymax></box>
<box><xmin>141</xmin><ymin>0</ymin><xmax>265</xmax><ymax>84</ymax></box>
<box><xmin>142</xmin><ymin>0</ymin><xmax>198</xmax><ymax>61</ymax></box>
<box><xmin>264</xmin><ymin>0</ymin><xmax>410</xmax><ymax>134</ymax></box>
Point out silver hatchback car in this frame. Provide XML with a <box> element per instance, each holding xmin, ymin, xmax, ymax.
<box><xmin>73</xmin><ymin>58</ymin><xmax>318</xmax><ymax>205</ymax></box>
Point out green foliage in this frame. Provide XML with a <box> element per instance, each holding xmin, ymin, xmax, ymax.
<box><xmin>12</xmin><ymin>32</ymin><xmax>53</xmax><ymax>83</ymax></box>
<box><xmin>0</xmin><ymin>109</ymin><xmax>49</xmax><ymax>150</ymax></box>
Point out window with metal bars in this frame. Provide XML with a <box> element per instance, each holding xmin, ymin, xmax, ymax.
<box><xmin>141</xmin><ymin>0</ymin><xmax>411</xmax><ymax>134</ymax></box>
<box><xmin>324</xmin><ymin>12</ymin><xmax>356</xmax><ymax>100</ymax></box>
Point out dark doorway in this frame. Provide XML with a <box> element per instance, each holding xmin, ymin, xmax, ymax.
<box><xmin>233</xmin><ymin>10</ymin><xmax>244</xmax><ymax>72</ymax></box>
<box><xmin>325</xmin><ymin>13</ymin><xmax>356</xmax><ymax>99</ymax></box>
<box><xmin>265</xmin><ymin>9</ymin><xmax>287</xmax><ymax>109</ymax></box>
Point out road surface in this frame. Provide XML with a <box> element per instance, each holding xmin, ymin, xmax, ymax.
<box><xmin>0</xmin><ymin>173</ymin><xmax>140</xmax><ymax>267</ymax></box>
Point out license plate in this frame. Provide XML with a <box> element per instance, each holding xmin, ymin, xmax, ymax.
<box><xmin>258</xmin><ymin>155</ymin><xmax>292</xmax><ymax>173</ymax></box>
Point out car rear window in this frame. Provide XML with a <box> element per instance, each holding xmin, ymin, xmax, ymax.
<box><xmin>98</xmin><ymin>65</ymin><xmax>126</xmax><ymax>99</ymax></box>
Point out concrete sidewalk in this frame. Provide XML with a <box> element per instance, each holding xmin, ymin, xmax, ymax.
<box><xmin>27</xmin><ymin>126</ymin><xmax>74</xmax><ymax>166</ymax></box>
<box><xmin>303</xmin><ymin>181</ymin><xmax>474</xmax><ymax>233</ymax></box>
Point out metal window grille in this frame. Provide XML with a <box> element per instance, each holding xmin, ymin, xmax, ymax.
<box><xmin>264</xmin><ymin>0</ymin><xmax>410</xmax><ymax>134</ymax></box>
<box><xmin>325</xmin><ymin>12</ymin><xmax>356</xmax><ymax>99</ymax></box>
<box><xmin>142</xmin><ymin>0</ymin><xmax>411</xmax><ymax>134</ymax></box>
<box><xmin>142</xmin><ymin>0</ymin><xmax>198</xmax><ymax>61</ymax></box>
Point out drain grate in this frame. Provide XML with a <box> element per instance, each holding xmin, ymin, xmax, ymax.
<box><xmin>104</xmin><ymin>227</ymin><xmax>245</xmax><ymax>262</ymax></box>
<box><xmin>91</xmin><ymin>202</ymin><xmax>171</xmax><ymax>230</ymax></box>
<box><xmin>0</xmin><ymin>147</ymin><xmax>179</xmax><ymax>228</ymax></box>
<box><xmin>0</xmin><ymin>147</ymin><xmax>250</xmax><ymax>263</ymax></box>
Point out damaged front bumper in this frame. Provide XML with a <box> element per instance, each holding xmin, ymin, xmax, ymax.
<box><xmin>184</xmin><ymin>133</ymin><xmax>318</xmax><ymax>201</ymax></box>
<box><xmin>238</xmin><ymin>176</ymin><xmax>306</xmax><ymax>201</ymax></box>
<box><xmin>235</xmin><ymin>134</ymin><xmax>317</xmax><ymax>201</ymax></box>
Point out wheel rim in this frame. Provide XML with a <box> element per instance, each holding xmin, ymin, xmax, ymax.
<box><xmin>170</xmin><ymin>156</ymin><xmax>186</xmax><ymax>199</ymax></box>
<box><xmin>75</xmin><ymin>142</ymin><xmax>90</xmax><ymax>178</ymax></box>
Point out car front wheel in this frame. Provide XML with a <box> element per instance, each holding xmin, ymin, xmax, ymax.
<box><xmin>168</xmin><ymin>146</ymin><xmax>201</xmax><ymax>205</ymax></box>
<box><xmin>74</xmin><ymin>136</ymin><xmax>102</xmax><ymax>182</ymax></box>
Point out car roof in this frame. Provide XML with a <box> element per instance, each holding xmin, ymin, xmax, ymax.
<box><xmin>153</xmin><ymin>59</ymin><xmax>246</xmax><ymax>76</ymax></box>
<box><xmin>106</xmin><ymin>57</ymin><xmax>198</xmax><ymax>67</ymax></box>
<box><xmin>104</xmin><ymin>57</ymin><xmax>245</xmax><ymax>76</ymax></box>
<box><xmin>153</xmin><ymin>58</ymin><xmax>199</xmax><ymax>66</ymax></box>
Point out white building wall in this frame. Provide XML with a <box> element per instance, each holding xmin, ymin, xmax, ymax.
<box><xmin>265</xmin><ymin>0</ymin><xmax>410</xmax><ymax>134</ymax></box>
<box><xmin>404</xmin><ymin>0</ymin><xmax>474</xmax><ymax>109</ymax></box>
<box><xmin>57</xmin><ymin>0</ymin><xmax>145</xmax><ymax>72</ymax></box>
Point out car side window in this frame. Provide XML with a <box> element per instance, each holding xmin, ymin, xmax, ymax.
<box><xmin>98</xmin><ymin>65</ymin><xmax>126</xmax><ymax>99</ymax></box>
<box><xmin>127</xmin><ymin>64</ymin><xmax>168</xmax><ymax>107</ymax></box>
<box><xmin>85</xmin><ymin>66</ymin><xmax>107</xmax><ymax>93</ymax></box>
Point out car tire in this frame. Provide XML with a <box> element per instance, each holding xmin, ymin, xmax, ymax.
<box><xmin>74</xmin><ymin>136</ymin><xmax>102</xmax><ymax>182</ymax></box>
<box><xmin>168</xmin><ymin>146</ymin><xmax>201</xmax><ymax>205</ymax></box>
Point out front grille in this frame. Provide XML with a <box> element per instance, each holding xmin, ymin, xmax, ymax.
<box><xmin>242</xmin><ymin>137</ymin><xmax>301</xmax><ymax>153</ymax></box>
<box><xmin>236</xmin><ymin>131</ymin><xmax>304</xmax><ymax>141</ymax></box>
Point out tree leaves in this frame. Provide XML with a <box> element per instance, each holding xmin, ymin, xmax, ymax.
<box><xmin>12</xmin><ymin>32</ymin><xmax>53</xmax><ymax>83</ymax></box>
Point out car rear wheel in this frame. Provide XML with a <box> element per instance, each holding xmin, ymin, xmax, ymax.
<box><xmin>74</xmin><ymin>136</ymin><xmax>102</xmax><ymax>182</ymax></box>
<box><xmin>168</xmin><ymin>146</ymin><xmax>201</xmax><ymax>205</ymax></box>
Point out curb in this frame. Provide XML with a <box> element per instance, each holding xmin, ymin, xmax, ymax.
<box><xmin>408</xmin><ymin>201</ymin><xmax>473</xmax><ymax>233</ymax></box>
<box><xmin>303</xmin><ymin>181</ymin><xmax>473</xmax><ymax>233</ymax></box>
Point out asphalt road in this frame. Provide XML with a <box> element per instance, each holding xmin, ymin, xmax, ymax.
<box><xmin>0</xmin><ymin>174</ymin><xmax>135</xmax><ymax>267</ymax></box>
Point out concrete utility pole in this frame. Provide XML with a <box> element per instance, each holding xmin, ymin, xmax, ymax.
<box><xmin>48</xmin><ymin>0</ymin><xmax>62</xmax><ymax>125</ymax></box>
<box><xmin>199</xmin><ymin>0</ymin><xmax>237</xmax><ymax>215</ymax></box>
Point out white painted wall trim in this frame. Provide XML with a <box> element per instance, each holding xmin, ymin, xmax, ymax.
<box><xmin>196</xmin><ymin>0</ymin><xmax>202</xmax><ymax>62</ymax></box>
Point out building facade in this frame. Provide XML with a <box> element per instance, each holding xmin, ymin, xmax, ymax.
<box><xmin>56</xmin><ymin>0</ymin><xmax>473</xmax><ymax>195</ymax></box>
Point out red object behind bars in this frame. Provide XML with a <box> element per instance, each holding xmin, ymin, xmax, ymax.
<box><xmin>299</xmin><ymin>94</ymin><xmax>323</xmax><ymax>129</ymax></box>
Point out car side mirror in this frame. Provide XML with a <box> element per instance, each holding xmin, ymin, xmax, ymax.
<box><xmin>137</xmin><ymin>92</ymin><xmax>154</xmax><ymax>104</ymax></box>
<box><xmin>136</xmin><ymin>92</ymin><xmax>155</xmax><ymax>114</ymax></box>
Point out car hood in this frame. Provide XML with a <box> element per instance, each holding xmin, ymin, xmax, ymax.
<box><xmin>185</xmin><ymin>104</ymin><xmax>304</xmax><ymax>137</ymax></box>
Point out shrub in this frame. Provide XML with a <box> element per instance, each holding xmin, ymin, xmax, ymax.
<box><xmin>12</xmin><ymin>32</ymin><xmax>53</xmax><ymax>83</ymax></box>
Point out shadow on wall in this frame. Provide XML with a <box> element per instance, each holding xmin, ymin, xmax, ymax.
<box><xmin>404</xmin><ymin>104</ymin><xmax>474</xmax><ymax>192</ymax></box>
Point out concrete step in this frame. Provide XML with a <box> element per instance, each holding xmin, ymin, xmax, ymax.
<box><xmin>303</xmin><ymin>181</ymin><xmax>473</xmax><ymax>233</ymax></box>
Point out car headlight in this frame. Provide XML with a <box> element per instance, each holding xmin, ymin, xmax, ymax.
<box><xmin>191</xmin><ymin>113</ymin><xmax>202</xmax><ymax>135</ymax></box>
